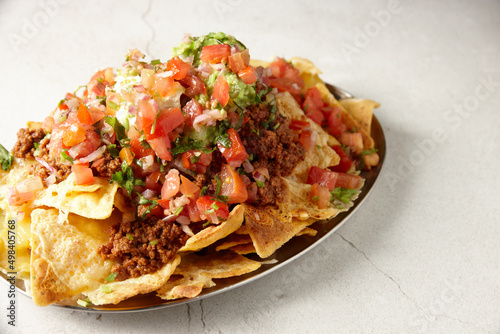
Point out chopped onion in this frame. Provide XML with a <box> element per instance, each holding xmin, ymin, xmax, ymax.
<box><xmin>155</xmin><ymin>71</ymin><xmax>173</xmax><ymax>78</ymax></box>
<box><xmin>254</xmin><ymin>167</ymin><xmax>270</xmax><ymax>180</ymax></box>
<box><xmin>139</xmin><ymin>155</ymin><xmax>155</xmax><ymax>172</ymax></box>
<box><xmin>182</xmin><ymin>225</ymin><xmax>195</xmax><ymax>237</ymax></box>
<box><xmin>176</xmin><ymin>215</ymin><xmax>190</xmax><ymax>226</ymax></box>
<box><xmin>230</xmin><ymin>45</ymin><xmax>240</xmax><ymax>55</ymax></box>
<box><xmin>133</xmin><ymin>85</ymin><xmax>146</xmax><ymax>93</ymax></box>
<box><xmin>162</xmin><ymin>214</ymin><xmax>178</xmax><ymax>223</ymax></box>
<box><xmin>137</xmin><ymin>92</ymin><xmax>151</xmax><ymax>101</ymax></box>
<box><xmin>148</xmin><ymin>98</ymin><xmax>159</xmax><ymax>113</ymax></box>
<box><xmin>45</xmin><ymin>174</ymin><xmax>57</xmax><ymax>186</ymax></box>
<box><xmin>310</xmin><ymin>130</ymin><xmax>318</xmax><ymax>146</ymax></box>
<box><xmin>128</xmin><ymin>104</ymin><xmax>138</xmax><ymax>115</ymax></box>
<box><xmin>78</xmin><ymin>145</ymin><xmax>106</xmax><ymax>163</ymax></box>
<box><xmin>243</xmin><ymin>161</ymin><xmax>254</xmax><ymax>173</ymax></box>
<box><xmin>141</xmin><ymin>189</ymin><xmax>157</xmax><ymax>200</ymax></box>
<box><xmin>66</xmin><ymin>98</ymin><xmax>79</xmax><ymax>111</ymax></box>
<box><xmin>35</xmin><ymin>157</ymin><xmax>56</xmax><ymax>174</ymax></box>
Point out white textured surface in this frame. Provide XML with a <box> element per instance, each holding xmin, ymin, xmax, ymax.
<box><xmin>1</xmin><ymin>1</ymin><xmax>499</xmax><ymax>333</ymax></box>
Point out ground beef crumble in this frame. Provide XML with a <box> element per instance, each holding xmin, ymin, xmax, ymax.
<box><xmin>98</xmin><ymin>217</ymin><xmax>189</xmax><ymax>280</ymax></box>
<box><xmin>12</xmin><ymin>128</ymin><xmax>46</xmax><ymax>159</ymax></box>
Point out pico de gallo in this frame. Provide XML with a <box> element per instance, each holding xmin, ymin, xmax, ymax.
<box><xmin>3</xmin><ymin>32</ymin><xmax>377</xmax><ymax>279</ymax></box>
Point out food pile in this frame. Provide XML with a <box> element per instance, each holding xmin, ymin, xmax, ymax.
<box><xmin>0</xmin><ymin>32</ymin><xmax>380</xmax><ymax>307</ymax></box>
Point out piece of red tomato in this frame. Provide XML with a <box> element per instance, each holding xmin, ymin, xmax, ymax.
<box><xmin>72</xmin><ymin>163</ymin><xmax>95</xmax><ymax>185</ymax></box>
<box><xmin>182</xmin><ymin>99</ymin><xmax>204</xmax><ymax>127</ymax></box>
<box><xmin>238</xmin><ymin>66</ymin><xmax>257</xmax><ymax>85</ymax></box>
<box><xmin>307</xmin><ymin>166</ymin><xmax>338</xmax><ymax>191</ymax></box>
<box><xmin>303</xmin><ymin>96</ymin><xmax>325</xmax><ymax>125</ymax></box>
<box><xmin>179</xmin><ymin>175</ymin><xmax>200</xmax><ymax>197</ymax></box>
<box><xmin>200</xmin><ymin>44</ymin><xmax>231</xmax><ymax>64</ymax></box>
<box><xmin>305</xmin><ymin>87</ymin><xmax>323</xmax><ymax>107</ymax></box>
<box><xmin>289</xmin><ymin>119</ymin><xmax>310</xmax><ymax>131</ymax></box>
<box><xmin>68</xmin><ymin>130</ymin><xmax>101</xmax><ymax>159</ymax></box>
<box><xmin>310</xmin><ymin>183</ymin><xmax>331</xmax><ymax>209</ymax></box>
<box><xmin>299</xmin><ymin>130</ymin><xmax>314</xmax><ymax>150</ymax></box>
<box><xmin>196</xmin><ymin>196</ymin><xmax>230</xmax><ymax>222</ymax></box>
<box><xmin>179</xmin><ymin>75</ymin><xmax>207</xmax><ymax>98</ymax></box>
<box><xmin>181</xmin><ymin>150</ymin><xmax>213</xmax><ymax>173</ymax></box>
<box><xmin>327</xmin><ymin>106</ymin><xmax>345</xmax><ymax>137</ymax></box>
<box><xmin>332</xmin><ymin>172</ymin><xmax>362</xmax><ymax>189</ymax></box>
<box><xmin>269</xmin><ymin>77</ymin><xmax>302</xmax><ymax>95</ymax></box>
<box><xmin>219</xmin><ymin>164</ymin><xmax>248</xmax><ymax>204</ymax></box>
<box><xmin>330</xmin><ymin>145</ymin><xmax>353</xmax><ymax>173</ymax></box>
<box><xmin>130</xmin><ymin>137</ymin><xmax>155</xmax><ymax>158</ymax></box>
<box><xmin>148</xmin><ymin>136</ymin><xmax>172</xmax><ymax>161</ymax></box>
<box><xmin>166</xmin><ymin>56</ymin><xmax>190</xmax><ymax>80</ymax></box>
<box><xmin>229</xmin><ymin>49</ymin><xmax>250</xmax><ymax>73</ymax></box>
<box><xmin>341</xmin><ymin>132</ymin><xmax>363</xmax><ymax>153</ymax></box>
<box><xmin>147</xmin><ymin>108</ymin><xmax>185</xmax><ymax>140</ymax></box>
<box><xmin>161</xmin><ymin>169</ymin><xmax>180</xmax><ymax>200</ymax></box>
<box><xmin>212</xmin><ymin>75</ymin><xmax>229</xmax><ymax>107</ymax></box>
<box><xmin>217</xmin><ymin>128</ymin><xmax>249</xmax><ymax>168</ymax></box>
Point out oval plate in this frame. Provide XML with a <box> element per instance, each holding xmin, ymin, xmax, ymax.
<box><xmin>1</xmin><ymin>85</ymin><xmax>385</xmax><ymax>312</ymax></box>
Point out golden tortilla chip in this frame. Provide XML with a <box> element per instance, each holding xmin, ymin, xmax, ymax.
<box><xmin>30</xmin><ymin>209</ymin><xmax>116</xmax><ymax>306</ymax></box>
<box><xmin>34</xmin><ymin>174</ymin><xmax>119</xmax><ymax>220</ymax></box>
<box><xmin>86</xmin><ymin>255</ymin><xmax>180</xmax><ymax>305</ymax></box>
<box><xmin>226</xmin><ymin>243</ymin><xmax>256</xmax><ymax>255</ymax></box>
<box><xmin>295</xmin><ymin>227</ymin><xmax>318</xmax><ymax>237</ymax></box>
<box><xmin>339</xmin><ymin>98</ymin><xmax>380</xmax><ymax>136</ymax></box>
<box><xmin>157</xmin><ymin>252</ymin><xmax>261</xmax><ymax>300</ymax></box>
<box><xmin>243</xmin><ymin>204</ymin><xmax>317</xmax><ymax>258</ymax></box>
<box><xmin>215</xmin><ymin>234</ymin><xmax>253</xmax><ymax>251</ymax></box>
<box><xmin>179</xmin><ymin>205</ymin><xmax>244</xmax><ymax>252</ymax></box>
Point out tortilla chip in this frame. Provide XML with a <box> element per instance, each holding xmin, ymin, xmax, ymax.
<box><xmin>290</xmin><ymin>57</ymin><xmax>324</xmax><ymax>88</ymax></box>
<box><xmin>157</xmin><ymin>252</ymin><xmax>261</xmax><ymax>300</ymax></box>
<box><xmin>227</xmin><ymin>243</ymin><xmax>256</xmax><ymax>255</ymax></box>
<box><xmin>339</xmin><ymin>98</ymin><xmax>380</xmax><ymax>136</ymax></box>
<box><xmin>243</xmin><ymin>204</ymin><xmax>317</xmax><ymax>258</ymax></box>
<box><xmin>215</xmin><ymin>234</ymin><xmax>253</xmax><ymax>251</ymax></box>
<box><xmin>295</xmin><ymin>227</ymin><xmax>318</xmax><ymax>237</ymax></box>
<box><xmin>34</xmin><ymin>174</ymin><xmax>119</xmax><ymax>220</ymax></box>
<box><xmin>86</xmin><ymin>255</ymin><xmax>180</xmax><ymax>305</ymax></box>
<box><xmin>30</xmin><ymin>209</ymin><xmax>116</xmax><ymax>306</ymax></box>
<box><xmin>179</xmin><ymin>205</ymin><xmax>244</xmax><ymax>252</ymax></box>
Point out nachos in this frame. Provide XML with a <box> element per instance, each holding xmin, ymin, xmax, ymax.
<box><xmin>0</xmin><ymin>32</ymin><xmax>380</xmax><ymax>307</ymax></box>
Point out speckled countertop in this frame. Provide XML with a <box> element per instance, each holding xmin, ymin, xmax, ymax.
<box><xmin>0</xmin><ymin>1</ymin><xmax>499</xmax><ymax>333</ymax></box>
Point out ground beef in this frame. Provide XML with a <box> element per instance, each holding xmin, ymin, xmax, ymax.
<box><xmin>12</xmin><ymin>128</ymin><xmax>46</xmax><ymax>159</ymax></box>
<box><xmin>98</xmin><ymin>217</ymin><xmax>189</xmax><ymax>280</ymax></box>
<box><xmin>91</xmin><ymin>152</ymin><xmax>122</xmax><ymax>179</ymax></box>
<box><xmin>31</xmin><ymin>135</ymin><xmax>72</xmax><ymax>183</ymax></box>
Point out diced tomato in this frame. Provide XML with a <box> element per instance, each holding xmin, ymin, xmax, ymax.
<box><xmin>229</xmin><ymin>49</ymin><xmax>250</xmax><ymax>73</ymax></box>
<box><xmin>238</xmin><ymin>66</ymin><xmax>257</xmax><ymax>85</ymax></box>
<box><xmin>333</xmin><ymin>172</ymin><xmax>362</xmax><ymax>189</ymax></box>
<box><xmin>196</xmin><ymin>196</ymin><xmax>230</xmax><ymax>222</ymax></box>
<box><xmin>186</xmin><ymin>195</ymin><xmax>201</xmax><ymax>222</ymax></box>
<box><xmin>289</xmin><ymin>119</ymin><xmax>310</xmax><ymax>131</ymax></box>
<box><xmin>217</xmin><ymin>128</ymin><xmax>249</xmax><ymax>168</ymax></box>
<box><xmin>303</xmin><ymin>96</ymin><xmax>324</xmax><ymax>125</ymax></box>
<box><xmin>310</xmin><ymin>183</ymin><xmax>331</xmax><ymax>209</ymax></box>
<box><xmin>269</xmin><ymin>77</ymin><xmax>302</xmax><ymax>95</ymax></box>
<box><xmin>330</xmin><ymin>145</ymin><xmax>353</xmax><ymax>173</ymax></box>
<box><xmin>181</xmin><ymin>150</ymin><xmax>213</xmax><ymax>173</ymax></box>
<box><xmin>130</xmin><ymin>137</ymin><xmax>155</xmax><ymax>158</ymax></box>
<box><xmin>166</xmin><ymin>56</ymin><xmax>190</xmax><ymax>80</ymax></box>
<box><xmin>179</xmin><ymin>175</ymin><xmax>200</xmax><ymax>197</ymax></box>
<box><xmin>157</xmin><ymin>198</ymin><xmax>170</xmax><ymax>209</ymax></box>
<box><xmin>182</xmin><ymin>99</ymin><xmax>204</xmax><ymax>126</ymax></box>
<box><xmin>179</xmin><ymin>75</ymin><xmax>207</xmax><ymax>98</ymax></box>
<box><xmin>219</xmin><ymin>164</ymin><xmax>248</xmax><ymax>204</ymax></box>
<box><xmin>62</xmin><ymin>123</ymin><xmax>87</xmax><ymax>146</ymax></box>
<box><xmin>327</xmin><ymin>106</ymin><xmax>345</xmax><ymax>137</ymax></box>
<box><xmin>89</xmin><ymin>107</ymin><xmax>105</xmax><ymax>123</ymax></box>
<box><xmin>161</xmin><ymin>169</ymin><xmax>180</xmax><ymax>199</ymax></box>
<box><xmin>137</xmin><ymin>203</ymin><xmax>163</xmax><ymax>218</ymax></box>
<box><xmin>307</xmin><ymin>166</ymin><xmax>338</xmax><ymax>191</ymax></box>
<box><xmin>305</xmin><ymin>87</ymin><xmax>323</xmax><ymax>107</ymax></box>
<box><xmin>148</xmin><ymin>136</ymin><xmax>172</xmax><ymax>161</ymax></box>
<box><xmin>68</xmin><ymin>130</ymin><xmax>101</xmax><ymax>159</ymax></box>
<box><xmin>147</xmin><ymin>108</ymin><xmax>185</xmax><ymax>140</ymax></box>
<box><xmin>119</xmin><ymin>147</ymin><xmax>135</xmax><ymax>165</ymax></box>
<box><xmin>87</xmin><ymin>69</ymin><xmax>108</xmax><ymax>97</ymax></box>
<box><xmin>145</xmin><ymin>172</ymin><xmax>162</xmax><ymax>192</ymax></box>
<box><xmin>269</xmin><ymin>58</ymin><xmax>289</xmax><ymax>78</ymax></box>
<box><xmin>212</xmin><ymin>75</ymin><xmax>229</xmax><ymax>107</ymax></box>
<box><xmin>283</xmin><ymin>67</ymin><xmax>304</xmax><ymax>88</ymax></box>
<box><xmin>72</xmin><ymin>163</ymin><xmax>94</xmax><ymax>185</ymax></box>
<box><xmin>341</xmin><ymin>132</ymin><xmax>363</xmax><ymax>153</ymax></box>
<box><xmin>76</xmin><ymin>103</ymin><xmax>93</xmax><ymax>125</ymax></box>
<box><xmin>42</xmin><ymin>115</ymin><xmax>54</xmax><ymax>133</ymax></box>
<box><xmin>362</xmin><ymin>152</ymin><xmax>380</xmax><ymax>169</ymax></box>
<box><xmin>299</xmin><ymin>130</ymin><xmax>314</xmax><ymax>150</ymax></box>
<box><xmin>154</xmin><ymin>77</ymin><xmax>175</xmax><ymax>97</ymax></box>
<box><xmin>136</xmin><ymin>100</ymin><xmax>157</xmax><ymax>133</ymax></box>
<box><xmin>200</xmin><ymin>44</ymin><xmax>231</xmax><ymax>64</ymax></box>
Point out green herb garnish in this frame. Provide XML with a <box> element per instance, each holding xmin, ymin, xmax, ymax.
<box><xmin>149</xmin><ymin>239</ymin><xmax>158</xmax><ymax>246</ymax></box>
<box><xmin>101</xmin><ymin>285</ymin><xmax>112</xmax><ymax>293</ymax></box>
<box><xmin>105</xmin><ymin>272</ymin><xmax>118</xmax><ymax>282</ymax></box>
<box><xmin>331</xmin><ymin>187</ymin><xmax>359</xmax><ymax>204</ymax></box>
<box><xmin>256</xmin><ymin>180</ymin><xmax>264</xmax><ymax>188</ymax></box>
<box><xmin>111</xmin><ymin>161</ymin><xmax>146</xmax><ymax>195</ymax></box>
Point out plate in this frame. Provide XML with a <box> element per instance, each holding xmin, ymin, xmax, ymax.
<box><xmin>1</xmin><ymin>85</ymin><xmax>385</xmax><ymax>312</ymax></box>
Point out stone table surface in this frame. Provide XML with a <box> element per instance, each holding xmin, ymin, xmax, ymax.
<box><xmin>0</xmin><ymin>1</ymin><xmax>499</xmax><ymax>333</ymax></box>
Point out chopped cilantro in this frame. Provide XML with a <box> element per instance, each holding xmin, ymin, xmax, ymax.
<box><xmin>331</xmin><ymin>187</ymin><xmax>359</xmax><ymax>204</ymax></box>
<box><xmin>174</xmin><ymin>206</ymin><xmax>184</xmax><ymax>216</ymax></box>
<box><xmin>171</xmin><ymin>137</ymin><xmax>215</xmax><ymax>156</ymax></box>
<box><xmin>359</xmin><ymin>148</ymin><xmax>379</xmax><ymax>155</ymax></box>
<box><xmin>111</xmin><ymin>161</ymin><xmax>146</xmax><ymax>195</ymax></box>
<box><xmin>151</xmin><ymin>59</ymin><xmax>161</xmax><ymax>65</ymax></box>
<box><xmin>312</xmin><ymin>195</ymin><xmax>320</xmax><ymax>202</ymax></box>
<box><xmin>211</xmin><ymin>202</ymin><xmax>219</xmax><ymax>210</ymax></box>
<box><xmin>104</xmin><ymin>116</ymin><xmax>128</xmax><ymax>142</ymax></box>
<box><xmin>316</xmin><ymin>145</ymin><xmax>322</xmax><ymax>149</ymax></box>
<box><xmin>149</xmin><ymin>239</ymin><xmax>158</xmax><ymax>246</ymax></box>
<box><xmin>256</xmin><ymin>180</ymin><xmax>264</xmax><ymax>188</ymax></box>
<box><xmin>107</xmin><ymin>144</ymin><xmax>119</xmax><ymax>158</ymax></box>
<box><xmin>250</xmin><ymin>128</ymin><xmax>260</xmax><ymax>136</ymax></box>
<box><xmin>126</xmin><ymin>234</ymin><xmax>134</xmax><ymax>241</ymax></box>
<box><xmin>215</xmin><ymin>132</ymin><xmax>231</xmax><ymax>148</ymax></box>
<box><xmin>202</xmin><ymin>221</ymin><xmax>211</xmax><ymax>228</ymax></box>
<box><xmin>105</xmin><ymin>272</ymin><xmax>118</xmax><ymax>282</ymax></box>
<box><xmin>205</xmin><ymin>208</ymin><xmax>215</xmax><ymax>215</ymax></box>
<box><xmin>273</xmin><ymin>122</ymin><xmax>280</xmax><ymax>130</ymax></box>
<box><xmin>200</xmin><ymin>186</ymin><xmax>207</xmax><ymax>196</ymax></box>
<box><xmin>0</xmin><ymin>144</ymin><xmax>13</xmax><ymax>171</ymax></box>
<box><xmin>60</xmin><ymin>149</ymin><xmax>73</xmax><ymax>163</ymax></box>
<box><xmin>214</xmin><ymin>175</ymin><xmax>222</xmax><ymax>197</ymax></box>
<box><xmin>107</xmin><ymin>101</ymin><xmax>119</xmax><ymax>110</ymax></box>
<box><xmin>77</xmin><ymin>299</ymin><xmax>90</xmax><ymax>308</ymax></box>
